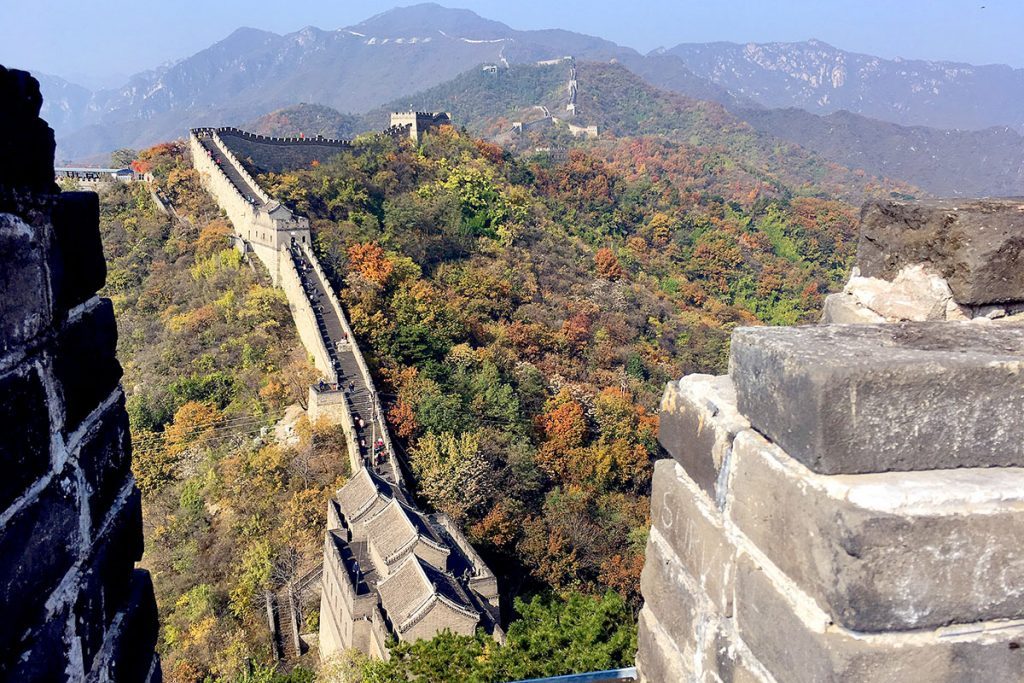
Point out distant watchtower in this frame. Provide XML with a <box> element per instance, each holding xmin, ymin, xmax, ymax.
<box><xmin>389</xmin><ymin>111</ymin><xmax>452</xmax><ymax>142</ymax></box>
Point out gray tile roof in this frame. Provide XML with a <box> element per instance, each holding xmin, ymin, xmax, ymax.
<box><xmin>336</xmin><ymin>466</ymin><xmax>394</xmax><ymax>524</ymax></box>
<box><xmin>361</xmin><ymin>497</ymin><xmax>450</xmax><ymax>566</ymax></box>
<box><xmin>376</xmin><ymin>554</ymin><xmax>479</xmax><ymax>634</ymax></box>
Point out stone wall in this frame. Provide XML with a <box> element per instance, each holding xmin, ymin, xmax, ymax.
<box><xmin>214</xmin><ymin>127</ymin><xmax>353</xmax><ymax>175</ymax></box>
<box><xmin>189</xmin><ymin>129</ymin><xmax>312</xmax><ymax>285</ymax></box>
<box><xmin>389</xmin><ymin>111</ymin><xmax>452</xmax><ymax>142</ymax></box>
<box><xmin>638</xmin><ymin>199</ymin><xmax>1024</xmax><ymax>682</ymax></box>
<box><xmin>278</xmin><ymin>249</ymin><xmax>336</xmax><ymax>381</ymax></box>
<box><xmin>0</xmin><ymin>66</ymin><xmax>160</xmax><ymax>682</ymax></box>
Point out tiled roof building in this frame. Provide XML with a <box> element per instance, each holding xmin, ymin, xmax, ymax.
<box><xmin>320</xmin><ymin>466</ymin><xmax>501</xmax><ymax>661</ymax></box>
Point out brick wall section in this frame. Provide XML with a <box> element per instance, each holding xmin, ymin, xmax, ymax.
<box><xmin>638</xmin><ymin>200</ymin><xmax>1024</xmax><ymax>682</ymax></box>
<box><xmin>0</xmin><ymin>65</ymin><xmax>160</xmax><ymax>682</ymax></box>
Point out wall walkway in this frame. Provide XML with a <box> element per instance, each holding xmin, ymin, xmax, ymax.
<box><xmin>190</xmin><ymin>128</ymin><xmax>403</xmax><ymax>488</ymax></box>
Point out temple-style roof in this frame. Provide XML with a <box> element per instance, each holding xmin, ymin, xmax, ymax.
<box><xmin>376</xmin><ymin>554</ymin><xmax>479</xmax><ymax>635</ymax></box>
<box><xmin>336</xmin><ymin>467</ymin><xmax>396</xmax><ymax>524</ymax></box>
<box><xmin>362</xmin><ymin>497</ymin><xmax>450</xmax><ymax>567</ymax></box>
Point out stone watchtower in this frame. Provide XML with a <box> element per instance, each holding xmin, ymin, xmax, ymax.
<box><xmin>389</xmin><ymin>112</ymin><xmax>452</xmax><ymax>142</ymax></box>
<box><xmin>0</xmin><ymin>66</ymin><xmax>160</xmax><ymax>681</ymax></box>
<box><xmin>638</xmin><ymin>199</ymin><xmax>1024</xmax><ymax>682</ymax></box>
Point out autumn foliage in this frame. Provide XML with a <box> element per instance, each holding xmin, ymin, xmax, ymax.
<box><xmin>594</xmin><ymin>247</ymin><xmax>625</xmax><ymax>280</ymax></box>
<box><xmin>347</xmin><ymin>241</ymin><xmax>394</xmax><ymax>286</ymax></box>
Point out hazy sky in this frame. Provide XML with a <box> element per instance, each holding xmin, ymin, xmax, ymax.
<box><xmin>2</xmin><ymin>0</ymin><xmax>1021</xmax><ymax>87</ymax></box>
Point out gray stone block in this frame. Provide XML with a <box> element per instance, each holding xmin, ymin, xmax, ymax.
<box><xmin>0</xmin><ymin>213</ymin><xmax>52</xmax><ymax>353</ymax></box>
<box><xmin>729</xmin><ymin>429</ymin><xmax>1024</xmax><ymax>631</ymax></box>
<box><xmin>54</xmin><ymin>298</ymin><xmax>122</xmax><ymax>432</ymax></box>
<box><xmin>0</xmin><ymin>473</ymin><xmax>81</xmax><ymax>657</ymax></box>
<box><xmin>0</xmin><ymin>364</ymin><xmax>51</xmax><ymax>512</ymax></box>
<box><xmin>77</xmin><ymin>399</ymin><xmax>132</xmax><ymax>534</ymax></box>
<box><xmin>735</xmin><ymin>552</ymin><xmax>1024</xmax><ymax>683</ymax></box>
<box><xmin>857</xmin><ymin>198</ymin><xmax>1024</xmax><ymax>305</ymax></box>
<box><xmin>651</xmin><ymin>459</ymin><xmax>736</xmax><ymax>617</ymax></box>
<box><xmin>636</xmin><ymin>605</ymin><xmax>694</xmax><ymax>683</ymax></box>
<box><xmin>640</xmin><ymin>525</ymin><xmax>702</xmax><ymax>650</ymax></box>
<box><xmin>659</xmin><ymin>374</ymin><xmax>748</xmax><ymax>503</ymax></box>
<box><xmin>729</xmin><ymin>322</ymin><xmax>1024</xmax><ymax>473</ymax></box>
<box><xmin>697</xmin><ymin>620</ymin><xmax>771</xmax><ymax>683</ymax></box>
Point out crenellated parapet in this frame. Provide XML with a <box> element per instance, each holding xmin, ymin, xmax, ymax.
<box><xmin>638</xmin><ymin>198</ymin><xmax>1024</xmax><ymax>682</ymax></box>
<box><xmin>193</xmin><ymin>126</ymin><xmax>354</xmax><ymax>148</ymax></box>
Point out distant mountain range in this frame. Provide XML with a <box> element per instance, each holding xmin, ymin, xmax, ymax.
<box><xmin>660</xmin><ymin>40</ymin><xmax>1024</xmax><ymax>132</ymax></box>
<box><xmin>737</xmin><ymin>108</ymin><xmax>1024</xmax><ymax>197</ymax></box>
<box><xmin>26</xmin><ymin>3</ymin><xmax>1024</xmax><ymax>196</ymax></box>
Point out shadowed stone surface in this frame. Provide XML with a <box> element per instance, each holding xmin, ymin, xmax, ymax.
<box><xmin>0</xmin><ymin>66</ymin><xmax>160</xmax><ymax>681</ymax></box>
<box><xmin>730</xmin><ymin>322</ymin><xmax>1024</xmax><ymax>474</ymax></box>
<box><xmin>730</xmin><ymin>429</ymin><xmax>1024</xmax><ymax>631</ymax></box>
<box><xmin>857</xmin><ymin>198</ymin><xmax>1024</xmax><ymax>305</ymax></box>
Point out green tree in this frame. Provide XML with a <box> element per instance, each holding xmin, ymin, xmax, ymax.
<box><xmin>110</xmin><ymin>148</ymin><xmax>138</xmax><ymax>168</ymax></box>
<box><xmin>410</xmin><ymin>430</ymin><xmax>492</xmax><ymax>522</ymax></box>
<box><xmin>359</xmin><ymin>592</ymin><xmax>637</xmax><ymax>682</ymax></box>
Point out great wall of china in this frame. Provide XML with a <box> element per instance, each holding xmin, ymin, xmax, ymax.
<box><xmin>188</xmin><ymin>120</ymin><xmax>501</xmax><ymax>663</ymax></box>
<box><xmin>0</xmin><ymin>66</ymin><xmax>160</xmax><ymax>681</ymax></box>
<box><xmin>7</xmin><ymin>60</ymin><xmax>1024</xmax><ymax>682</ymax></box>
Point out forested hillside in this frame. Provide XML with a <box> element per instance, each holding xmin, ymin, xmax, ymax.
<box><xmin>334</xmin><ymin>61</ymin><xmax>917</xmax><ymax>204</ymax></box>
<box><xmin>256</xmin><ymin>126</ymin><xmax>859</xmax><ymax>677</ymax></box>
<box><xmin>107</xmin><ymin>118</ymin><xmax>860</xmax><ymax>681</ymax></box>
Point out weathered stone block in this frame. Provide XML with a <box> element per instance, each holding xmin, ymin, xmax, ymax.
<box><xmin>640</xmin><ymin>525</ymin><xmax>702</xmax><ymax>650</ymax></box>
<box><xmin>0</xmin><ymin>213</ymin><xmax>52</xmax><ymax>352</ymax></box>
<box><xmin>78</xmin><ymin>399</ymin><xmax>132</xmax><ymax>533</ymax></box>
<box><xmin>76</xmin><ymin>488</ymin><xmax>145</xmax><ymax>673</ymax></box>
<box><xmin>730</xmin><ymin>429</ymin><xmax>1024</xmax><ymax>631</ymax></box>
<box><xmin>729</xmin><ymin>322</ymin><xmax>1024</xmax><ymax>473</ymax></box>
<box><xmin>819</xmin><ymin>292</ymin><xmax>885</xmax><ymax>324</ymax></box>
<box><xmin>857</xmin><ymin>198</ymin><xmax>1024</xmax><ymax>305</ymax></box>
<box><xmin>0</xmin><ymin>364</ymin><xmax>51</xmax><ymax>512</ymax></box>
<box><xmin>3</xmin><ymin>604</ymin><xmax>72</xmax><ymax>680</ymax></box>
<box><xmin>659</xmin><ymin>374</ymin><xmax>748</xmax><ymax>503</ymax></box>
<box><xmin>102</xmin><ymin>570</ymin><xmax>160</xmax><ymax>683</ymax></box>
<box><xmin>51</xmin><ymin>191</ymin><xmax>105</xmax><ymax>313</ymax></box>
<box><xmin>736</xmin><ymin>552</ymin><xmax>1024</xmax><ymax>683</ymax></box>
<box><xmin>54</xmin><ymin>298</ymin><xmax>122</xmax><ymax>431</ymax></box>
<box><xmin>651</xmin><ymin>459</ymin><xmax>735</xmax><ymax>616</ymax></box>
<box><xmin>636</xmin><ymin>605</ymin><xmax>693</xmax><ymax>683</ymax></box>
<box><xmin>0</xmin><ymin>473</ymin><xmax>81</xmax><ymax>654</ymax></box>
<box><xmin>697</xmin><ymin>619</ymin><xmax>771</xmax><ymax>683</ymax></box>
